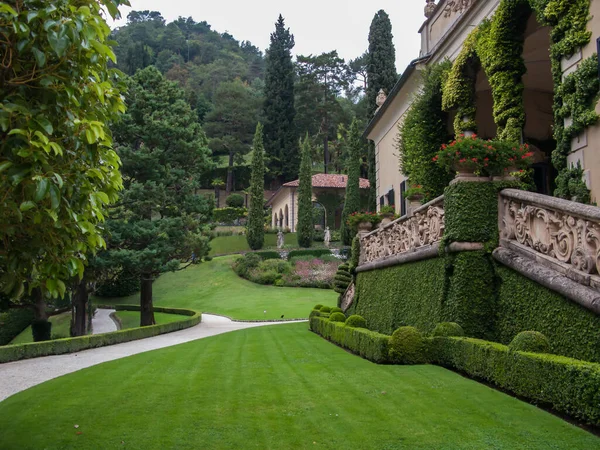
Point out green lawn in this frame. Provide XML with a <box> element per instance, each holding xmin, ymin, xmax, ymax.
<box><xmin>209</xmin><ymin>233</ymin><xmax>296</xmax><ymax>255</ymax></box>
<box><xmin>93</xmin><ymin>256</ymin><xmax>337</xmax><ymax>320</ymax></box>
<box><xmin>10</xmin><ymin>312</ymin><xmax>72</xmax><ymax>344</ymax></box>
<box><xmin>114</xmin><ymin>311</ymin><xmax>189</xmax><ymax>329</ymax></box>
<box><xmin>0</xmin><ymin>323</ymin><xmax>597</xmax><ymax>449</ymax></box>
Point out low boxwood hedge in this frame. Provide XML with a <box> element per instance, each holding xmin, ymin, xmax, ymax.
<box><xmin>309</xmin><ymin>316</ymin><xmax>390</xmax><ymax>363</ymax></box>
<box><xmin>253</xmin><ymin>251</ymin><xmax>282</xmax><ymax>260</ymax></box>
<box><xmin>287</xmin><ymin>249</ymin><xmax>333</xmax><ymax>259</ymax></box>
<box><xmin>430</xmin><ymin>336</ymin><xmax>600</xmax><ymax>426</ymax></box>
<box><xmin>0</xmin><ymin>306</ymin><xmax>201</xmax><ymax>364</ymax></box>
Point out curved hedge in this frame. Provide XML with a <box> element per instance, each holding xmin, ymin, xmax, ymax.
<box><xmin>0</xmin><ymin>306</ymin><xmax>201</xmax><ymax>364</ymax></box>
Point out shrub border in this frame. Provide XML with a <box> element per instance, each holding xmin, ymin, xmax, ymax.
<box><xmin>0</xmin><ymin>306</ymin><xmax>201</xmax><ymax>364</ymax></box>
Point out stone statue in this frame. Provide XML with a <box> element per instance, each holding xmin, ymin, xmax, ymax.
<box><xmin>376</xmin><ymin>89</ymin><xmax>387</xmax><ymax>109</ymax></box>
<box><xmin>425</xmin><ymin>0</ymin><xmax>437</xmax><ymax>18</ymax></box>
<box><xmin>277</xmin><ymin>230</ymin><xmax>285</xmax><ymax>249</ymax></box>
<box><xmin>324</xmin><ymin>227</ymin><xmax>331</xmax><ymax>248</ymax></box>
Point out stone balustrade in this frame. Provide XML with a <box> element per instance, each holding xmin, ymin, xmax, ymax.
<box><xmin>358</xmin><ymin>196</ymin><xmax>445</xmax><ymax>269</ymax></box>
<box><xmin>499</xmin><ymin>189</ymin><xmax>600</xmax><ymax>291</ymax></box>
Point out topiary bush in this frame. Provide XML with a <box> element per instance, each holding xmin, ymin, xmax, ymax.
<box><xmin>329</xmin><ymin>312</ymin><xmax>346</xmax><ymax>323</ymax></box>
<box><xmin>226</xmin><ymin>193</ymin><xmax>245</xmax><ymax>208</ymax></box>
<box><xmin>314</xmin><ymin>304</ymin><xmax>324</xmax><ymax>310</ymax></box>
<box><xmin>389</xmin><ymin>326</ymin><xmax>426</xmax><ymax>365</ymax></box>
<box><xmin>345</xmin><ymin>314</ymin><xmax>367</xmax><ymax>329</ymax></box>
<box><xmin>320</xmin><ymin>306</ymin><xmax>332</xmax><ymax>313</ymax></box>
<box><xmin>309</xmin><ymin>309</ymin><xmax>321</xmax><ymax>319</ymax></box>
<box><xmin>334</xmin><ymin>263</ymin><xmax>352</xmax><ymax>294</ymax></box>
<box><xmin>509</xmin><ymin>331</ymin><xmax>550</xmax><ymax>354</ymax></box>
<box><xmin>432</xmin><ymin>322</ymin><xmax>464</xmax><ymax>337</ymax></box>
<box><xmin>330</xmin><ymin>307</ymin><xmax>343</xmax><ymax>314</ymax></box>
<box><xmin>254</xmin><ymin>251</ymin><xmax>281</xmax><ymax>260</ymax></box>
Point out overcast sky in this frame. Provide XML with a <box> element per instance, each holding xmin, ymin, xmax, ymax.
<box><xmin>110</xmin><ymin>1</ymin><xmax>425</xmax><ymax>72</ymax></box>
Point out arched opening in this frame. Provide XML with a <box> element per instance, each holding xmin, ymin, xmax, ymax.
<box><xmin>278</xmin><ymin>209</ymin><xmax>283</xmax><ymax>229</ymax></box>
<box><xmin>312</xmin><ymin>202</ymin><xmax>326</xmax><ymax>230</ymax></box>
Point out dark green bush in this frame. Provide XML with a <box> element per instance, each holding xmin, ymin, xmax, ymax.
<box><xmin>204</xmin><ymin>256</ymin><xmax>213</xmax><ymax>262</ymax></box>
<box><xmin>309</xmin><ymin>309</ymin><xmax>321</xmax><ymax>319</ymax></box>
<box><xmin>214</xmin><ymin>207</ymin><xmax>246</xmax><ymax>224</ymax></box>
<box><xmin>432</xmin><ymin>322</ymin><xmax>464</xmax><ymax>337</ymax></box>
<box><xmin>334</xmin><ymin>263</ymin><xmax>352</xmax><ymax>295</ymax></box>
<box><xmin>260</xmin><ymin>259</ymin><xmax>291</xmax><ymax>275</ymax></box>
<box><xmin>287</xmin><ymin>249</ymin><xmax>332</xmax><ymax>259</ymax></box>
<box><xmin>253</xmin><ymin>251</ymin><xmax>281</xmax><ymax>260</ymax></box>
<box><xmin>0</xmin><ymin>306</ymin><xmax>201</xmax><ymax>364</ymax></box>
<box><xmin>0</xmin><ymin>309</ymin><xmax>34</xmax><ymax>345</ymax></box>
<box><xmin>345</xmin><ymin>315</ymin><xmax>367</xmax><ymax>329</ymax></box>
<box><xmin>31</xmin><ymin>320</ymin><xmax>52</xmax><ymax>342</ymax></box>
<box><xmin>96</xmin><ymin>270</ymin><xmax>140</xmax><ymax>297</ymax></box>
<box><xmin>509</xmin><ymin>331</ymin><xmax>550</xmax><ymax>354</ymax></box>
<box><xmin>330</xmin><ymin>307</ymin><xmax>343</xmax><ymax>314</ymax></box>
<box><xmin>314</xmin><ymin>304</ymin><xmax>324</xmax><ymax>310</ymax></box>
<box><xmin>253</xmin><ymin>270</ymin><xmax>281</xmax><ymax>285</ymax></box>
<box><xmin>320</xmin><ymin>306</ymin><xmax>332</xmax><ymax>313</ymax></box>
<box><xmin>430</xmin><ymin>336</ymin><xmax>600</xmax><ymax>426</ymax></box>
<box><xmin>310</xmin><ymin>316</ymin><xmax>390</xmax><ymax>363</ymax></box>
<box><xmin>329</xmin><ymin>312</ymin><xmax>346</xmax><ymax>323</ymax></box>
<box><xmin>226</xmin><ymin>193</ymin><xmax>245</xmax><ymax>208</ymax></box>
<box><xmin>389</xmin><ymin>326</ymin><xmax>426</xmax><ymax>365</ymax></box>
<box><xmin>232</xmin><ymin>253</ymin><xmax>262</xmax><ymax>278</ymax></box>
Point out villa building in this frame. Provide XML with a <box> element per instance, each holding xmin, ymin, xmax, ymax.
<box><xmin>367</xmin><ymin>0</ymin><xmax>600</xmax><ymax>213</ymax></box>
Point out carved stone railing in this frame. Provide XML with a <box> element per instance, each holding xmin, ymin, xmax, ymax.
<box><xmin>358</xmin><ymin>196</ymin><xmax>445</xmax><ymax>270</ymax></box>
<box><xmin>499</xmin><ymin>189</ymin><xmax>600</xmax><ymax>291</ymax></box>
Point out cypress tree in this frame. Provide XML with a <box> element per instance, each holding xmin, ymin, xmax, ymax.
<box><xmin>296</xmin><ymin>135</ymin><xmax>314</xmax><ymax>248</ymax></box>
<box><xmin>263</xmin><ymin>15</ymin><xmax>299</xmax><ymax>184</ymax></box>
<box><xmin>247</xmin><ymin>123</ymin><xmax>266</xmax><ymax>250</ymax></box>
<box><xmin>366</xmin><ymin>10</ymin><xmax>397</xmax><ymax>210</ymax></box>
<box><xmin>341</xmin><ymin>119</ymin><xmax>362</xmax><ymax>246</ymax></box>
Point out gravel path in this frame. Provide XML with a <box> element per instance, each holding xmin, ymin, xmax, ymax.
<box><xmin>0</xmin><ymin>314</ymin><xmax>305</xmax><ymax>403</ymax></box>
<box><xmin>91</xmin><ymin>308</ymin><xmax>117</xmax><ymax>334</ymax></box>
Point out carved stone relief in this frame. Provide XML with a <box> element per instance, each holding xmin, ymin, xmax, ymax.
<box><xmin>340</xmin><ymin>282</ymin><xmax>355</xmax><ymax>312</ymax></box>
<box><xmin>444</xmin><ymin>0</ymin><xmax>474</xmax><ymax>18</ymax></box>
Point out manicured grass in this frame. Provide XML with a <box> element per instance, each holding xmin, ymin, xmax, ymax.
<box><xmin>93</xmin><ymin>256</ymin><xmax>336</xmax><ymax>320</ymax></box>
<box><xmin>209</xmin><ymin>233</ymin><xmax>289</xmax><ymax>255</ymax></box>
<box><xmin>0</xmin><ymin>323</ymin><xmax>597</xmax><ymax>449</ymax></box>
<box><xmin>10</xmin><ymin>312</ymin><xmax>71</xmax><ymax>344</ymax></box>
<box><xmin>114</xmin><ymin>311</ymin><xmax>189</xmax><ymax>329</ymax></box>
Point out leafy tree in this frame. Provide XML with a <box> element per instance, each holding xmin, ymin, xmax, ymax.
<box><xmin>296</xmin><ymin>136</ymin><xmax>314</xmax><ymax>247</ymax></box>
<box><xmin>246</xmin><ymin>124</ymin><xmax>266</xmax><ymax>250</ymax></box>
<box><xmin>263</xmin><ymin>15</ymin><xmax>299</xmax><ymax>185</ymax></box>
<box><xmin>341</xmin><ymin>119</ymin><xmax>362</xmax><ymax>245</ymax></box>
<box><xmin>296</xmin><ymin>51</ymin><xmax>350</xmax><ymax>173</ymax></box>
<box><xmin>104</xmin><ymin>67</ymin><xmax>213</xmax><ymax>326</ymax></box>
<box><xmin>203</xmin><ymin>79</ymin><xmax>260</xmax><ymax>193</ymax></box>
<box><xmin>366</xmin><ymin>10</ymin><xmax>397</xmax><ymax>209</ymax></box>
<box><xmin>0</xmin><ymin>0</ymin><xmax>129</xmax><ymax>335</ymax></box>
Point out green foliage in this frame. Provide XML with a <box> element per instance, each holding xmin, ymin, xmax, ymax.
<box><xmin>329</xmin><ymin>312</ymin><xmax>346</xmax><ymax>323</ymax></box>
<box><xmin>226</xmin><ymin>194</ymin><xmax>245</xmax><ymax>208</ymax></box>
<box><xmin>246</xmin><ymin>124</ymin><xmax>266</xmax><ymax>250</ymax></box>
<box><xmin>310</xmin><ymin>316</ymin><xmax>391</xmax><ymax>363</ymax></box>
<box><xmin>297</xmin><ymin>136</ymin><xmax>314</xmax><ymax>248</ymax></box>
<box><xmin>345</xmin><ymin>315</ymin><xmax>367</xmax><ymax>329</ymax></box>
<box><xmin>350</xmin><ymin>237</ymin><xmax>360</xmax><ymax>270</ymax></box>
<box><xmin>253</xmin><ymin>251</ymin><xmax>282</xmax><ymax>260</ymax></box>
<box><xmin>0</xmin><ymin>309</ymin><xmax>34</xmax><ymax>346</ymax></box>
<box><xmin>495</xmin><ymin>265</ymin><xmax>600</xmax><ymax>362</ymax></box>
<box><xmin>398</xmin><ymin>62</ymin><xmax>454</xmax><ymax>200</ymax></box>
<box><xmin>334</xmin><ymin>263</ymin><xmax>352</xmax><ymax>294</ymax></box>
<box><xmin>309</xmin><ymin>309</ymin><xmax>321</xmax><ymax>319</ymax></box>
<box><xmin>430</xmin><ymin>336</ymin><xmax>600</xmax><ymax>426</ymax></box>
<box><xmin>554</xmin><ymin>161</ymin><xmax>592</xmax><ymax>204</ymax></box>
<box><xmin>432</xmin><ymin>322</ymin><xmax>464</xmax><ymax>337</ymax></box>
<box><xmin>287</xmin><ymin>249</ymin><xmax>333</xmax><ymax>259</ymax></box>
<box><xmin>330</xmin><ymin>307</ymin><xmax>343</xmax><ymax>314</ymax></box>
<box><xmin>0</xmin><ymin>0</ymin><xmax>129</xmax><ymax>300</ymax></box>
<box><xmin>314</xmin><ymin>191</ymin><xmax>344</xmax><ymax>229</ymax></box>
<box><xmin>314</xmin><ymin>304</ymin><xmax>324</xmax><ymax>310</ymax></box>
<box><xmin>96</xmin><ymin>271</ymin><xmax>140</xmax><ymax>298</ymax></box>
<box><xmin>263</xmin><ymin>15</ymin><xmax>299</xmax><ymax>183</ymax></box>
<box><xmin>0</xmin><ymin>307</ymin><xmax>201</xmax><ymax>364</ymax></box>
<box><xmin>214</xmin><ymin>207</ymin><xmax>247</xmax><ymax>223</ymax></box>
<box><xmin>232</xmin><ymin>253</ymin><xmax>263</xmax><ymax>278</ymax></box>
<box><xmin>340</xmin><ymin>119</ymin><xmax>363</xmax><ymax>245</ymax></box>
<box><xmin>320</xmin><ymin>306</ymin><xmax>332</xmax><ymax>313</ymax></box>
<box><xmin>389</xmin><ymin>326</ymin><xmax>426</xmax><ymax>364</ymax></box>
<box><xmin>509</xmin><ymin>331</ymin><xmax>551</xmax><ymax>354</ymax></box>
<box><xmin>31</xmin><ymin>320</ymin><xmax>52</xmax><ymax>342</ymax></box>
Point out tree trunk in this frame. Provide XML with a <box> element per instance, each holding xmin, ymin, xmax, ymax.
<box><xmin>31</xmin><ymin>288</ymin><xmax>51</xmax><ymax>342</ymax></box>
<box><xmin>323</xmin><ymin>134</ymin><xmax>329</xmax><ymax>174</ymax></box>
<box><xmin>71</xmin><ymin>278</ymin><xmax>88</xmax><ymax>337</ymax></box>
<box><xmin>32</xmin><ymin>288</ymin><xmax>48</xmax><ymax>321</ymax></box>
<box><xmin>226</xmin><ymin>150</ymin><xmax>234</xmax><ymax>194</ymax></box>
<box><xmin>140</xmin><ymin>276</ymin><xmax>155</xmax><ymax>326</ymax></box>
<box><xmin>214</xmin><ymin>186</ymin><xmax>220</xmax><ymax>208</ymax></box>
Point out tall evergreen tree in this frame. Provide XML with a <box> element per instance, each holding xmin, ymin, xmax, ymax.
<box><xmin>296</xmin><ymin>135</ymin><xmax>314</xmax><ymax>248</ymax></box>
<box><xmin>366</xmin><ymin>10</ymin><xmax>397</xmax><ymax>210</ymax></box>
<box><xmin>263</xmin><ymin>15</ymin><xmax>298</xmax><ymax>185</ymax></box>
<box><xmin>341</xmin><ymin>119</ymin><xmax>362</xmax><ymax>245</ymax></box>
<box><xmin>247</xmin><ymin>124</ymin><xmax>266</xmax><ymax>250</ymax></box>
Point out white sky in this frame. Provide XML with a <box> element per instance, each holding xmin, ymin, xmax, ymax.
<box><xmin>110</xmin><ymin>1</ymin><xmax>425</xmax><ymax>72</ymax></box>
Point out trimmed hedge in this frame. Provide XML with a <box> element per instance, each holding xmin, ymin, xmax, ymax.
<box><xmin>0</xmin><ymin>309</ymin><xmax>34</xmax><ymax>345</ymax></box>
<box><xmin>389</xmin><ymin>326</ymin><xmax>426</xmax><ymax>365</ymax></box>
<box><xmin>345</xmin><ymin>314</ymin><xmax>367</xmax><ymax>329</ymax></box>
<box><xmin>432</xmin><ymin>322</ymin><xmax>464</xmax><ymax>337</ymax></box>
<box><xmin>330</xmin><ymin>307</ymin><xmax>343</xmax><ymax>314</ymax></box>
<box><xmin>330</xmin><ymin>312</ymin><xmax>346</xmax><ymax>323</ymax></box>
<box><xmin>320</xmin><ymin>306</ymin><xmax>332</xmax><ymax>313</ymax></box>
<box><xmin>287</xmin><ymin>249</ymin><xmax>332</xmax><ymax>259</ymax></box>
<box><xmin>253</xmin><ymin>251</ymin><xmax>282</xmax><ymax>260</ymax></box>
<box><xmin>509</xmin><ymin>331</ymin><xmax>550</xmax><ymax>354</ymax></box>
<box><xmin>430</xmin><ymin>336</ymin><xmax>600</xmax><ymax>426</ymax></box>
<box><xmin>309</xmin><ymin>316</ymin><xmax>390</xmax><ymax>363</ymax></box>
<box><xmin>0</xmin><ymin>306</ymin><xmax>201</xmax><ymax>364</ymax></box>
<box><xmin>333</xmin><ymin>263</ymin><xmax>352</xmax><ymax>295</ymax></box>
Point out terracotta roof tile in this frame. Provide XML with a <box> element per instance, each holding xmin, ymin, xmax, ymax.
<box><xmin>283</xmin><ymin>174</ymin><xmax>370</xmax><ymax>189</ymax></box>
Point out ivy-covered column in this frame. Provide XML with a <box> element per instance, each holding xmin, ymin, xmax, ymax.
<box><xmin>442</xmin><ymin>180</ymin><xmax>516</xmax><ymax>339</ymax></box>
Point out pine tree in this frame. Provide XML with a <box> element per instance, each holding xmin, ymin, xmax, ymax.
<box><xmin>263</xmin><ymin>15</ymin><xmax>299</xmax><ymax>184</ymax></box>
<box><xmin>366</xmin><ymin>10</ymin><xmax>397</xmax><ymax>210</ymax></box>
<box><xmin>247</xmin><ymin>124</ymin><xmax>266</xmax><ymax>250</ymax></box>
<box><xmin>296</xmin><ymin>136</ymin><xmax>314</xmax><ymax>248</ymax></box>
<box><xmin>341</xmin><ymin>119</ymin><xmax>362</xmax><ymax>245</ymax></box>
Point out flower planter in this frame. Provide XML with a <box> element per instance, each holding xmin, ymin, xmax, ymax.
<box><xmin>357</xmin><ymin>221</ymin><xmax>373</xmax><ymax>233</ymax></box>
<box><xmin>379</xmin><ymin>213</ymin><xmax>395</xmax><ymax>227</ymax></box>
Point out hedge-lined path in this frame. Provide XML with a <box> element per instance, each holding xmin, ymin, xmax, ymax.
<box><xmin>0</xmin><ymin>314</ymin><xmax>304</xmax><ymax>403</ymax></box>
<box><xmin>91</xmin><ymin>308</ymin><xmax>117</xmax><ymax>334</ymax></box>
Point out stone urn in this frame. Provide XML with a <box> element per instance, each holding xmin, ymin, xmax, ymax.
<box><xmin>380</xmin><ymin>212</ymin><xmax>395</xmax><ymax>227</ymax></box>
<box><xmin>358</xmin><ymin>221</ymin><xmax>373</xmax><ymax>233</ymax></box>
